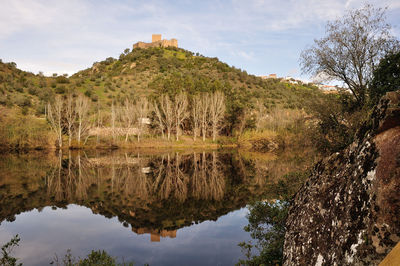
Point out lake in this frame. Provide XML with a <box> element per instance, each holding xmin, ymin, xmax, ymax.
<box><xmin>0</xmin><ymin>150</ymin><xmax>310</xmax><ymax>265</ymax></box>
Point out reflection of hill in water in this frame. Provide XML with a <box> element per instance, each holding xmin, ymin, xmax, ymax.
<box><xmin>0</xmin><ymin>150</ymin><xmax>315</xmax><ymax>240</ymax></box>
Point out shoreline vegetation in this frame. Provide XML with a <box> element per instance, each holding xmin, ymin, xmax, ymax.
<box><xmin>0</xmin><ymin>94</ymin><xmax>312</xmax><ymax>153</ymax></box>
<box><xmin>1</xmin><ymin>45</ymin><xmax>325</xmax><ymax>154</ymax></box>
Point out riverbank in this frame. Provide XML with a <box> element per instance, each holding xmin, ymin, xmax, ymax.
<box><xmin>0</xmin><ymin>137</ymin><xmax>237</xmax><ymax>153</ymax></box>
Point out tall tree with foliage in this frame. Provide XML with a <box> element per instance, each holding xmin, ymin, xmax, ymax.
<box><xmin>301</xmin><ymin>4</ymin><xmax>399</xmax><ymax>106</ymax></box>
<box><xmin>369</xmin><ymin>51</ymin><xmax>400</xmax><ymax>105</ymax></box>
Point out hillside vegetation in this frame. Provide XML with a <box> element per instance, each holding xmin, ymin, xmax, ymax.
<box><xmin>0</xmin><ymin>47</ymin><xmax>326</xmax><ymax>150</ymax></box>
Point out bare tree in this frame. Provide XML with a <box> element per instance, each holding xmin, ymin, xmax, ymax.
<box><xmin>200</xmin><ymin>93</ymin><xmax>210</xmax><ymax>142</ymax></box>
<box><xmin>121</xmin><ymin>98</ymin><xmax>136</xmax><ymax>142</ymax></box>
<box><xmin>159</xmin><ymin>94</ymin><xmax>174</xmax><ymax>140</ymax></box>
<box><xmin>65</xmin><ymin>94</ymin><xmax>76</xmax><ymax>148</ymax></box>
<box><xmin>153</xmin><ymin>101</ymin><xmax>166</xmax><ymax>138</ymax></box>
<box><xmin>210</xmin><ymin>151</ymin><xmax>225</xmax><ymax>200</ymax></box>
<box><xmin>47</xmin><ymin>96</ymin><xmax>63</xmax><ymax>149</ymax></box>
<box><xmin>135</xmin><ymin>97</ymin><xmax>150</xmax><ymax>142</ymax></box>
<box><xmin>96</xmin><ymin>104</ymin><xmax>103</xmax><ymax>145</ymax></box>
<box><xmin>192</xmin><ymin>95</ymin><xmax>201</xmax><ymax>141</ymax></box>
<box><xmin>174</xmin><ymin>93</ymin><xmax>188</xmax><ymax>141</ymax></box>
<box><xmin>111</xmin><ymin>102</ymin><xmax>116</xmax><ymax>143</ymax></box>
<box><xmin>173</xmin><ymin>153</ymin><xmax>188</xmax><ymax>201</ymax></box>
<box><xmin>209</xmin><ymin>91</ymin><xmax>225</xmax><ymax>141</ymax></box>
<box><xmin>75</xmin><ymin>94</ymin><xmax>90</xmax><ymax>146</ymax></box>
<box><xmin>300</xmin><ymin>4</ymin><xmax>399</xmax><ymax>106</ymax></box>
<box><xmin>254</xmin><ymin>100</ymin><xmax>269</xmax><ymax>131</ymax></box>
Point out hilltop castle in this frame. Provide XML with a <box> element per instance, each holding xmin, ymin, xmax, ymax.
<box><xmin>133</xmin><ymin>34</ymin><xmax>178</xmax><ymax>49</ymax></box>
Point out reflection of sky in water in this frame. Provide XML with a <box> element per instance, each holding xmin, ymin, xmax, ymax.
<box><xmin>0</xmin><ymin>205</ymin><xmax>251</xmax><ymax>265</ymax></box>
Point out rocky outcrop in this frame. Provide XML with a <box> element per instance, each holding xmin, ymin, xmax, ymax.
<box><xmin>283</xmin><ymin>91</ymin><xmax>400</xmax><ymax>265</ymax></box>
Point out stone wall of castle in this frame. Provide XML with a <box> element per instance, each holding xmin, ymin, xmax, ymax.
<box><xmin>152</xmin><ymin>34</ymin><xmax>161</xmax><ymax>42</ymax></box>
<box><xmin>133</xmin><ymin>35</ymin><xmax>178</xmax><ymax>49</ymax></box>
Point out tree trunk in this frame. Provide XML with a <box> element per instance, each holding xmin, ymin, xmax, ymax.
<box><xmin>176</xmin><ymin>122</ymin><xmax>179</xmax><ymax>141</ymax></box>
<box><xmin>213</xmin><ymin>124</ymin><xmax>217</xmax><ymax>141</ymax></box>
<box><xmin>68</xmin><ymin>129</ymin><xmax>72</xmax><ymax>148</ymax></box>
<box><xmin>78</xmin><ymin>121</ymin><xmax>82</xmax><ymax>146</ymax></box>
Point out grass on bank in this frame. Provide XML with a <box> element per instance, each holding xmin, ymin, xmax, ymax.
<box><xmin>0</xmin><ymin>107</ymin><xmax>56</xmax><ymax>151</ymax></box>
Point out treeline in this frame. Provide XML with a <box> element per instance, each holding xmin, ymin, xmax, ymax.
<box><xmin>0</xmin><ymin>46</ymin><xmax>326</xmax><ymax>151</ymax></box>
<box><xmin>46</xmin><ymin>91</ymin><xmax>226</xmax><ymax>149</ymax></box>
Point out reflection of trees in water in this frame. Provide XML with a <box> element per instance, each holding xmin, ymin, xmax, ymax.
<box><xmin>45</xmin><ymin>151</ymin><xmax>227</xmax><ymax>203</ymax></box>
<box><xmin>43</xmin><ymin>150</ymin><xmax>312</xmax><ymax>206</ymax></box>
<box><xmin>118</xmin><ymin>153</ymin><xmax>151</xmax><ymax>200</ymax></box>
<box><xmin>46</xmin><ymin>151</ymin><xmax>98</xmax><ymax>201</ymax></box>
<box><xmin>0</xmin><ymin>150</ymin><xmax>310</xmax><ymax>235</ymax></box>
<box><xmin>152</xmin><ymin>152</ymin><xmax>225</xmax><ymax>202</ymax></box>
<box><xmin>154</xmin><ymin>153</ymin><xmax>189</xmax><ymax>202</ymax></box>
<box><xmin>191</xmin><ymin>152</ymin><xmax>225</xmax><ymax>201</ymax></box>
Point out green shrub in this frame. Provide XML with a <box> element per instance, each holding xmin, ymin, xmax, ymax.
<box><xmin>55</xmin><ymin>85</ymin><xmax>66</xmax><ymax>94</ymax></box>
<box><xmin>56</xmin><ymin>76</ymin><xmax>69</xmax><ymax>84</ymax></box>
<box><xmin>0</xmin><ymin>235</ymin><xmax>21</xmax><ymax>266</ymax></box>
<box><xmin>28</xmin><ymin>87</ymin><xmax>38</xmax><ymax>95</ymax></box>
<box><xmin>84</xmin><ymin>90</ymin><xmax>92</xmax><ymax>97</ymax></box>
<box><xmin>0</xmin><ymin>108</ymin><xmax>56</xmax><ymax>150</ymax></box>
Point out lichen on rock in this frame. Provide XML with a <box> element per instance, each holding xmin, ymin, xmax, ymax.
<box><xmin>283</xmin><ymin>91</ymin><xmax>400</xmax><ymax>265</ymax></box>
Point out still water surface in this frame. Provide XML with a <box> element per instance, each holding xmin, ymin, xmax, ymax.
<box><xmin>0</xmin><ymin>150</ymin><xmax>305</xmax><ymax>265</ymax></box>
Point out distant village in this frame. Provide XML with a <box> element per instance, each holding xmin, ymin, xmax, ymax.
<box><xmin>259</xmin><ymin>74</ymin><xmax>338</xmax><ymax>93</ymax></box>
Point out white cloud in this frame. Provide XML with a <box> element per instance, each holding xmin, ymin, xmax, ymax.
<box><xmin>0</xmin><ymin>0</ymin><xmax>88</xmax><ymax>38</ymax></box>
<box><xmin>0</xmin><ymin>0</ymin><xmax>399</xmax><ymax>75</ymax></box>
<box><xmin>234</xmin><ymin>50</ymin><xmax>255</xmax><ymax>61</ymax></box>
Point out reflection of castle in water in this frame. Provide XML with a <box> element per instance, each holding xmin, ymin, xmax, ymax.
<box><xmin>0</xmin><ymin>151</ymin><xmax>278</xmax><ymax>239</ymax></box>
<box><xmin>133</xmin><ymin>227</ymin><xmax>177</xmax><ymax>242</ymax></box>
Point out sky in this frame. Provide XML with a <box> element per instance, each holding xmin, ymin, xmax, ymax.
<box><xmin>0</xmin><ymin>0</ymin><xmax>399</xmax><ymax>81</ymax></box>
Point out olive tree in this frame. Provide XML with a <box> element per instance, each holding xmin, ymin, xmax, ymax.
<box><xmin>300</xmin><ymin>4</ymin><xmax>399</xmax><ymax>106</ymax></box>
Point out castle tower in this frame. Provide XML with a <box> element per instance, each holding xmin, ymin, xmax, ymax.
<box><xmin>152</xmin><ymin>34</ymin><xmax>161</xmax><ymax>43</ymax></box>
<box><xmin>171</xmin><ymin>38</ymin><xmax>178</xmax><ymax>48</ymax></box>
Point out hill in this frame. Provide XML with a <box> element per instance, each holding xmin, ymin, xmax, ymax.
<box><xmin>0</xmin><ymin>46</ymin><xmax>326</xmax><ymax>150</ymax></box>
